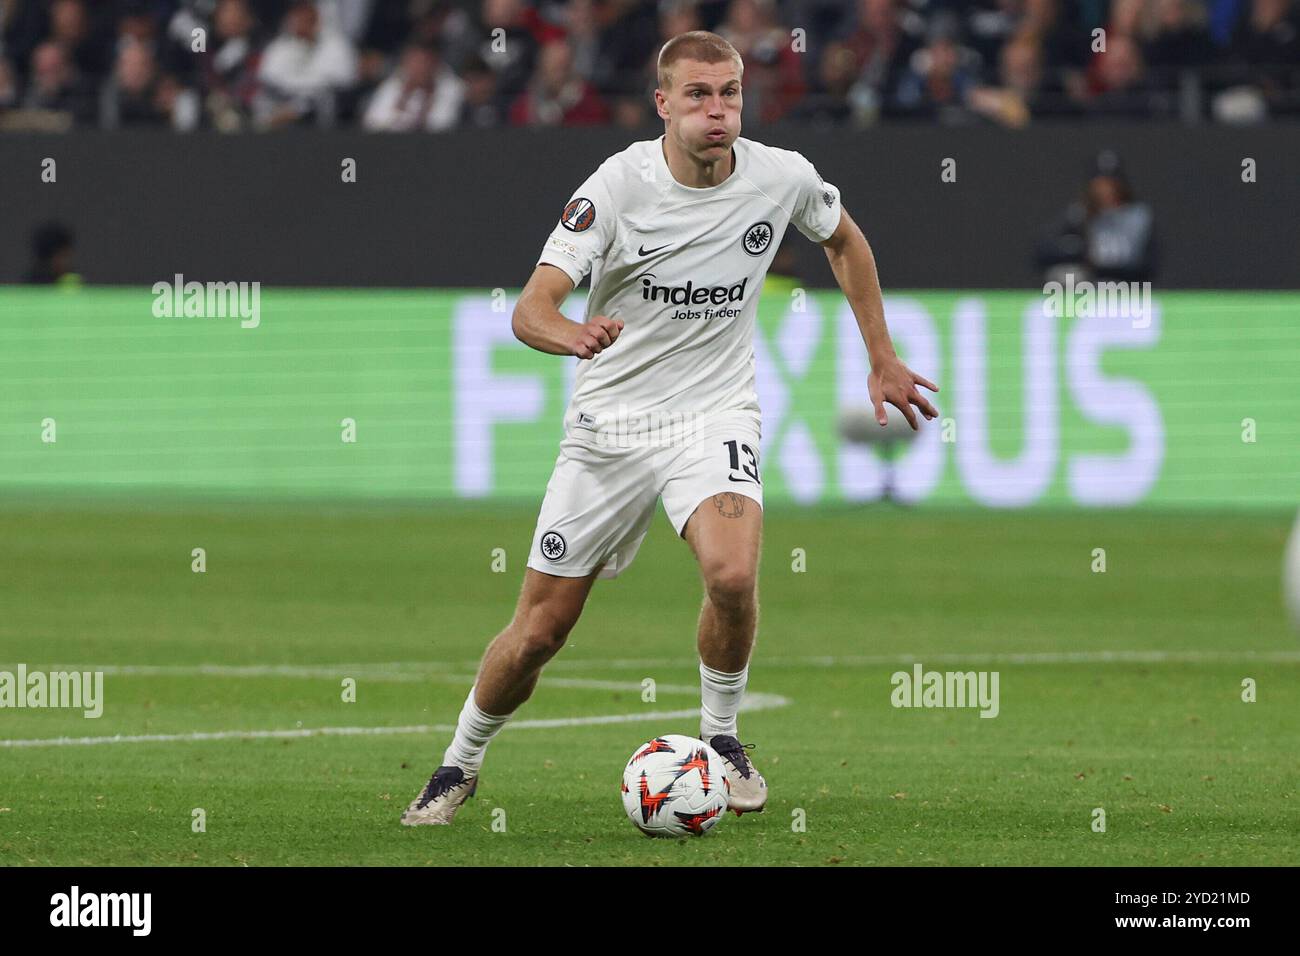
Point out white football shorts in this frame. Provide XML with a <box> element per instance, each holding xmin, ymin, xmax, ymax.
<box><xmin>527</xmin><ymin>411</ymin><xmax>763</xmax><ymax>579</ymax></box>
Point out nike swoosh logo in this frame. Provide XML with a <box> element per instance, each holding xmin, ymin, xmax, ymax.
<box><xmin>728</xmin><ymin>475</ymin><xmax>759</xmax><ymax>485</ymax></box>
<box><xmin>638</xmin><ymin>242</ymin><xmax>671</xmax><ymax>256</ymax></box>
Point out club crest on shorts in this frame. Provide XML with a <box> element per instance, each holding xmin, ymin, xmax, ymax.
<box><xmin>742</xmin><ymin>220</ymin><xmax>773</xmax><ymax>256</ymax></box>
<box><xmin>540</xmin><ymin>531</ymin><xmax>567</xmax><ymax>560</ymax></box>
<box><xmin>560</xmin><ymin>198</ymin><xmax>596</xmax><ymax>233</ymax></box>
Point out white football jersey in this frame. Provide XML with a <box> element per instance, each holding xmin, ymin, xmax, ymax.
<box><xmin>536</xmin><ymin>133</ymin><xmax>841</xmax><ymax>434</ymax></box>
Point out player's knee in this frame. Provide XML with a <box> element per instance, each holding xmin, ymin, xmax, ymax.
<box><xmin>705</xmin><ymin>565</ymin><xmax>757</xmax><ymax>614</ymax></box>
<box><xmin>514</xmin><ymin>604</ymin><xmax>577</xmax><ymax>664</ymax></box>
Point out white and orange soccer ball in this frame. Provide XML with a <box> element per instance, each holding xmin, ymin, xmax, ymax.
<box><xmin>620</xmin><ymin>734</ymin><xmax>731</xmax><ymax>837</ymax></box>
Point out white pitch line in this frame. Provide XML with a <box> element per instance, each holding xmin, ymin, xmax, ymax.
<box><xmin>538</xmin><ymin>649</ymin><xmax>1300</xmax><ymax>668</ymax></box>
<box><xmin>3</xmin><ymin>649</ymin><xmax>1293</xmax><ymax>748</ymax></box>
<box><xmin>0</xmin><ymin>692</ymin><xmax>790</xmax><ymax>749</ymax></box>
<box><xmin>13</xmin><ymin>662</ymin><xmax>457</xmax><ymax>682</ymax></box>
<box><xmin>5</xmin><ymin>649</ymin><xmax>1297</xmax><ymax>683</ymax></box>
<box><xmin>0</xmin><ymin>664</ymin><xmax>701</xmax><ymax>694</ymax></box>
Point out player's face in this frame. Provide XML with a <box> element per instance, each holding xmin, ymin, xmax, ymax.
<box><xmin>663</xmin><ymin>60</ymin><xmax>742</xmax><ymax>156</ymax></box>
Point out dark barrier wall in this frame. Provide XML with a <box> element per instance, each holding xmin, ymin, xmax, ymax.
<box><xmin>1</xmin><ymin>123</ymin><xmax>1296</xmax><ymax>289</ymax></box>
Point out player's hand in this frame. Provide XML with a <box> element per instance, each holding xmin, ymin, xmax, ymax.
<box><xmin>572</xmin><ymin>315</ymin><xmax>624</xmax><ymax>360</ymax></box>
<box><xmin>868</xmin><ymin>356</ymin><xmax>939</xmax><ymax>430</ymax></box>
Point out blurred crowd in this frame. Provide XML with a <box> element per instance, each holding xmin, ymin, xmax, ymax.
<box><xmin>0</xmin><ymin>0</ymin><xmax>1296</xmax><ymax>132</ymax></box>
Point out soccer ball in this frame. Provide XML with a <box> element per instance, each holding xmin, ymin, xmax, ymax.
<box><xmin>620</xmin><ymin>735</ymin><xmax>730</xmax><ymax>837</ymax></box>
<box><xmin>1284</xmin><ymin>509</ymin><xmax>1300</xmax><ymax>633</ymax></box>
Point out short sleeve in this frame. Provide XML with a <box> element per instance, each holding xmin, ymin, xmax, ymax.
<box><xmin>790</xmin><ymin>152</ymin><xmax>842</xmax><ymax>243</ymax></box>
<box><xmin>536</xmin><ymin>163</ymin><xmax>618</xmax><ymax>287</ymax></box>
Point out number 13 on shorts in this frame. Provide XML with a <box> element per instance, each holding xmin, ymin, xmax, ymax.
<box><xmin>724</xmin><ymin>439</ymin><xmax>761</xmax><ymax>486</ymax></box>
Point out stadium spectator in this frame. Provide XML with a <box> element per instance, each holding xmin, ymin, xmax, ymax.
<box><xmin>456</xmin><ymin>52</ymin><xmax>505</xmax><ymax>127</ymax></box>
<box><xmin>1223</xmin><ymin>0</ymin><xmax>1300</xmax><ymax>114</ymax></box>
<box><xmin>508</xmin><ymin>37</ymin><xmax>610</xmax><ymax>125</ymax></box>
<box><xmin>1085</xmin><ymin>31</ymin><xmax>1169</xmax><ymax>116</ymax></box>
<box><xmin>968</xmin><ymin>31</ymin><xmax>1043</xmax><ymax>127</ymax></box>
<box><xmin>17</xmin><ymin>40</ymin><xmax>96</xmax><ymax>128</ymax></box>
<box><xmin>970</xmin><ymin>26</ymin><xmax>1083</xmax><ymax>124</ymax></box>
<box><xmin>409</xmin><ymin>4</ymin><xmax>481</xmax><ymax>79</ymax></box>
<box><xmin>892</xmin><ymin>14</ymin><xmax>982</xmax><ymax>122</ymax></box>
<box><xmin>1</xmin><ymin>0</ymin><xmax>44</xmax><ymax>81</ymax></box>
<box><xmin>1141</xmin><ymin>0</ymin><xmax>1217</xmax><ymax>75</ymax></box>
<box><xmin>717</xmin><ymin>0</ymin><xmax>808</xmax><ymax>123</ymax></box>
<box><xmin>588</xmin><ymin>0</ymin><xmax>661</xmax><ymax>98</ymax></box>
<box><xmin>835</xmin><ymin>0</ymin><xmax>923</xmax><ymax>122</ymax></box>
<box><xmin>1038</xmin><ymin>0</ymin><xmax>1104</xmax><ymax>83</ymax></box>
<box><xmin>0</xmin><ymin>54</ymin><xmax>16</xmax><ymax>116</ymax></box>
<box><xmin>960</xmin><ymin>0</ymin><xmax>1052</xmax><ymax>70</ymax></box>
<box><xmin>164</xmin><ymin>1</ymin><xmax>220</xmax><ymax>80</ymax></box>
<box><xmin>48</xmin><ymin>0</ymin><xmax>111</xmax><ymax>81</ymax></box>
<box><xmin>640</xmin><ymin>0</ymin><xmax>706</xmax><ymax>102</ymax></box>
<box><xmin>475</xmin><ymin>0</ymin><xmax>546</xmax><ymax>102</ymax></box>
<box><xmin>99</xmin><ymin>39</ymin><xmax>199</xmax><ymax>130</ymax></box>
<box><xmin>790</xmin><ymin>41</ymin><xmax>861</xmax><ymax>127</ymax></box>
<box><xmin>0</xmin><ymin>0</ymin><xmax>1297</xmax><ymax>132</ymax></box>
<box><xmin>363</xmin><ymin>42</ymin><xmax>465</xmax><ymax>132</ymax></box>
<box><xmin>355</xmin><ymin>0</ymin><xmax>424</xmax><ymax>68</ymax></box>
<box><xmin>564</xmin><ymin>0</ymin><xmax>603</xmax><ymax>85</ymax></box>
<box><xmin>659</xmin><ymin>0</ymin><xmax>706</xmax><ymax>49</ymax></box>
<box><xmin>1231</xmin><ymin>0</ymin><xmax>1300</xmax><ymax>65</ymax></box>
<box><xmin>254</xmin><ymin>0</ymin><xmax>358</xmax><ymax>129</ymax></box>
<box><xmin>197</xmin><ymin>0</ymin><xmax>264</xmax><ymax>132</ymax></box>
<box><xmin>116</xmin><ymin>4</ymin><xmax>160</xmax><ymax>50</ymax></box>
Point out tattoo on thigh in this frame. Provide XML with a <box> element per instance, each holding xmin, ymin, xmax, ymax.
<box><xmin>713</xmin><ymin>492</ymin><xmax>745</xmax><ymax>518</ymax></box>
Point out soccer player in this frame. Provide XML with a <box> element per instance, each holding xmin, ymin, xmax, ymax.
<box><xmin>403</xmin><ymin>31</ymin><xmax>938</xmax><ymax>826</ymax></box>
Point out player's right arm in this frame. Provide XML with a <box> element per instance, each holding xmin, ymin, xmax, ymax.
<box><xmin>518</xmin><ymin>161</ymin><xmax>625</xmax><ymax>360</ymax></box>
<box><xmin>512</xmin><ymin>264</ymin><xmax>623</xmax><ymax>359</ymax></box>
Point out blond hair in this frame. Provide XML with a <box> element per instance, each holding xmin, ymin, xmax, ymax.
<box><xmin>657</xmin><ymin>30</ymin><xmax>744</xmax><ymax>92</ymax></box>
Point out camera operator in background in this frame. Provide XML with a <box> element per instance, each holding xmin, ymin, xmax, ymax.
<box><xmin>1036</xmin><ymin>149</ymin><xmax>1157</xmax><ymax>284</ymax></box>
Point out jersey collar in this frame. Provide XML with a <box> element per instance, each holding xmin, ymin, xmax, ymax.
<box><xmin>656</xmin><ymin>133</ymin><xmax>741</xmax><ymax>192</ymax></box>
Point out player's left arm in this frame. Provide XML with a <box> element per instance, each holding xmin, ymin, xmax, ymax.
<box><xmin>820</xmin><ymin>208</ymin><xmax>939</xmax><ymax>430</ymax></box>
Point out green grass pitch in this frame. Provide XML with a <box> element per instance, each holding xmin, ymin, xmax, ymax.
<box><xmin>1</xmin><ymin>499</ymin><xmax>1297</xmax><ymax>866</ymax></box>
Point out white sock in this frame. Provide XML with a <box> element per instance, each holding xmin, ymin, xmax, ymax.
<box><xmin>699</xmin><ymin>661</ymin><xmax>748</xmax><ymax>740</ymax></box>
<box><xmin>441</xmin><ymin>686</ymin><xmax>511</xmax><ymax>775</ymax></box>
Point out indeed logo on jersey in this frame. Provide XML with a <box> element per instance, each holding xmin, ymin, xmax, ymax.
<box><xmin>638</xmin><ymin>272</ymin><xmax>747</xmax><ymax>322</ymax></box>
